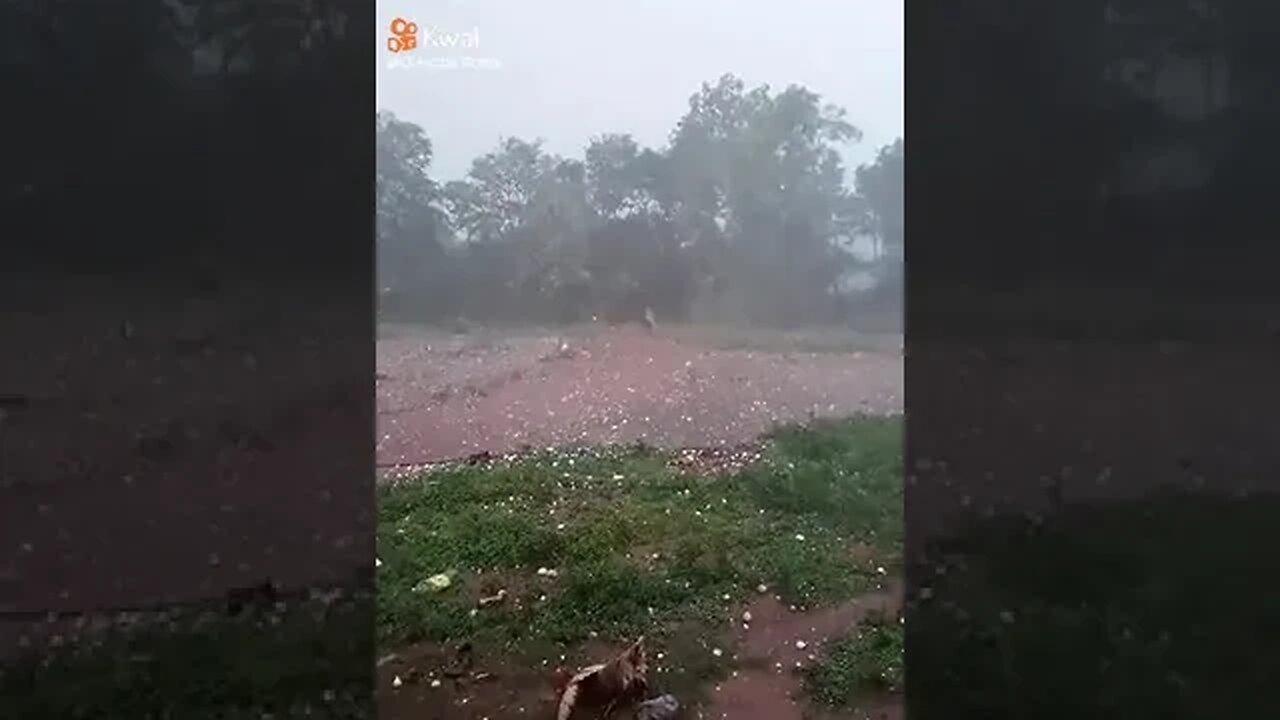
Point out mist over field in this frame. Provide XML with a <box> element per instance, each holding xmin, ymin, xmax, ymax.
<box><xmin>375</xmin><ymin>0</ymin><xmax>903</xmax><ymax>336</ymax></box>
<box><xmin>374</xmin><ymin>47</ymin><xmax>906</xmax><ymax>470</ymax></box>
<box><xmin>10</xmin><ymin>0</ymin><xmax>1280</xmax><ymax>718</ymax></box>
<box><xmin>372</xmin><ymin>4</ymin><xmax>906</xmax><ymax>719</ymax></box>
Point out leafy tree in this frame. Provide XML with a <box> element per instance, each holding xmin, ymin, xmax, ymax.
<box><xmin>374</xmin><ymin>73</ymin><xmax>906</xmax><ymax>328</ymax></box>
<box><xmin>855</xmin><ymin>139</ymin><xmax>904</xmax><ymax>263</ymax></box>
<box><xmin>584</xmin><ymin>134</ymin><xmax>641</xmax><ymax>219</ymax></box>
<box><xmin>441</xmin><ymin>138</ymin><xmax>600</xmax><ymax>321</ymax></box>
<box><xmin>5</xmin><ymin>0</ymin><xmax>370</xmax><ymax>275</ymax></box>
<box><xmin>851</xmin><ymin>139</ymin><xmax>904</xmax><ymax>311</ymax></box>
<box><xmin>665</xmin><ymin>75</ymin><xmax>863</xmax><ymax>325</ymax></box>
<box><xmin>581</xmin><ymin>134</ymin><xmax>694</xmax><ymax>320</ymax></box>
<box><xmin>376</xmin><ymin>111</ymin><xmax>448</xmax><ymax>319</ymax></box>
<box><xmin>445</xmin><ymin>138</ymin><xmax>556</xmax><ymax>244</ymax></box>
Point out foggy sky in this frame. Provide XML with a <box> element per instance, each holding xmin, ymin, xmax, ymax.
<box><xmin>376</xmin><ymin>0</ymin><xmax>903</xmax><ymax>182</ymax></box>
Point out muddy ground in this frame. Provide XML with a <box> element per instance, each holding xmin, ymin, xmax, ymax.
<box><xmin>376</xmin><ymin>325</ymin><xmax>903</xmax><ymax>469</ymax></box>
<box><xmin>3</xmin><ymin>310</ymin><xmax>904</xmax><ymax>718</ymax></box>
<box><xmin>375</xmin><ymin>580</ymin><xmax>904</xmax><ymax>720</ymax></box>
<box><xmin>375</xmin><ymin>324</ymin><xmax>904</xmax><ymax>720</ymax></box>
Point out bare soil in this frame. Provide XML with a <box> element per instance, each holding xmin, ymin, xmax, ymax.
<box><xmin>375</xmin><ymin>579</ymin><xmax>904</xmax><ymax>720</ymax></box>
<box><xmin>1</xmin><ymin>298</ymin><xmax>371</xmax><ymax>655</ymax></box>
<box><xmin>377</xmin><ymin>326</ymin><xmax>902</xmax><ymax>468</ymax></box>
<box><xmin>707</xmin><ymin>580</ymin><xmax>903</xmax><ymax>720</ymax></box>
<box><xmin>3</xmin><ymin>309</ymin><xmax>904</xmax><ymax>720</ymax></box>
<box><xmin>376</xmin><ymin>641</ymin><xmax>559</xmax><ymax>720</ymax></box>
<box><xmin>373</xmin><ymin>325</ymin><xmax>904</xmax><ymax>718</ymax></box>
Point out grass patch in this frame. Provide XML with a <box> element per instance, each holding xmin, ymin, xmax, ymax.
<box><xmin>909</xmin><ymin>493</ymin><xmax>1280</xmax><ymax>719</ymax></box>
<box><xmin>805</xmin><ymin>613</ymin><xmax>904</xmax><ymax>706</ymax></box>
<box><xmin>743</xmin><ymin>416</ymin><xmax>903</xmax><ymax>542</ymax></box>
<box><xmin>3</xmin><ymin>417</ymin><xmax>901</xmax><ymax>719</ymax></box>
<box><xmin>36</xmin><ymin>424</ymin><xmax>1280</xmax><ymax>717</ymax></box>
<box><xmin>377</xmin><ymin>415</ymin><xmax>903</xmax><ymax>667</ymax></box>
<box><xmin>0</xmin><ymin>590</ymin><xmax>373</xmax><ymax>719</ymax></box>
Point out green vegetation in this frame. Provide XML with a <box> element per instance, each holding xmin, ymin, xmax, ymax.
<box><xmin>0</xmin><ymin>592</ymin><xmax>373</xmax><ymax>720</ymax></box>
<box><xmin>805</xmin><ymin>613</ymin><xmax>905</xmax><ymax>706</ymax></box>
<box><xmin>909</xmin><ymin>494</ymin><xmax>1280</xmax><ymax>719</ymax></box>
<box><xmin>377</xmin><ymin>77</ymin><xmax>903</xmax><ymax>329</ymax></box>
<box><xmin>376</xmin><ymin>416</ymin><xmax>902</xmax><ymax>707</ymax></box>
<box><xmin>376</xmin><ymin>416</ymin><xmax>902</xmax><ymax>653</ymax></box>
<box><xmin>3</xmin><ymin>416</ymin><xmax>902</xmax><ymax>719</ymax></box>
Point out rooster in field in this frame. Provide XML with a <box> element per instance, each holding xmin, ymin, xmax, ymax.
<box><xmin>553</xmin><ymin>637</ymin><xmax>649</xmax><ymax>720</ymax></box>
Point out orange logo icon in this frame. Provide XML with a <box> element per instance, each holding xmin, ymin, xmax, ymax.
<box><xmin>388</xmin><ymin>17</ymin><xmax>418</xmax><ymax>53</ymax></box>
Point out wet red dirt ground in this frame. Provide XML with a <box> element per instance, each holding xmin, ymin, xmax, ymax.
<box><xmin>706</xmin><ymin>579</ymin><xmax>903</xmax><ymax>720</ymax></box>
<box><xmin>376</xmin><ymin>327</ymin><xmax>902</xmax><ymax>468</ymax></box>
<box><xmin>375</xmin><ymin>579</ymin><xmax>904</xmax><ymax>720</ymax></box>
<box><xmin>4</xmin><ymin>309</ymin><xmax>903</xmax><ymax>720</ymax></box>
<box><xmin>374</xmin><ymin>326</ymin><xmax>905</xmax><ymax>718</ymax></box>
<box><xmin>1</xmin><ymin>300</ymin><xmax>372</xmax><ymax>654</ymax></box>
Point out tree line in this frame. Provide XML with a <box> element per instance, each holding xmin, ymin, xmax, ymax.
<box><xmin>377</xmin><ymin>74</ymin><xmax>904</xmax><ymax>329</ymax></box>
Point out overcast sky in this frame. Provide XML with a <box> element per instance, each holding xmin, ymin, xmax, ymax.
<box><xmin>376</xmin><ymin>0</ymin><xmax>903</xmax><ymax>182</ymax></box>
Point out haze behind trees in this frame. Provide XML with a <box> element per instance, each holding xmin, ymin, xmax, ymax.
<box><xmin>376</xmin><ymin>75</ymin><xmax>905</xmax><ymax>331</ymax></box>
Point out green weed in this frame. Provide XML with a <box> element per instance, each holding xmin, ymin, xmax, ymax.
<box><xmin>805</xmin><ymin>615</ymin><xmax>905</xmax><ymax>706</ymax></box>
<box><xmin>376</xmin><ymin>417</ymin><xmax>903</xmax><ymax>650</ymax></box>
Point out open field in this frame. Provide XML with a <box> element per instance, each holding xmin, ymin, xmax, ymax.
<box><xmin>16</xmin><ymin>483</ymin><xmax>1280</xmax><ymax>718</ymax></box>
<box><xmin>0</xmin><ymin>587</ymin><xmax>373</xmax><ymax>719</ymax></box>
<box><xmin>909</xmin><ymin>492</ymin><xmax>1280</xmax><ymax>718</ymax></box>
<box><xmin>376</xmin><ymin>416</ymin><xmax>904</xmax><ymax>720</ymax></box>
<box><xmin>376</xmin><ymin>323</ymin><xmax>902</xmax><ymax>469</ymax></box>
<box><xmin>14</xmin><ymin>299</ymin><xmax>1280</xmax><ymax>718</ymax></box>
<box><xmin>2</xmin><ymin>419</ymin><xmax>904</xmax><ymax>720</ymax></box>
<box><xmin>374</xmin><ymin>323</ymin><xmax>907</xmax><ymax>718</ymax></box>
<box><xmin>4</xmin><ymin>314</ymin><xmax>905</xmax><ymax>718</ymax></box>
<box><xmin>1</xmin><ymin>295</ymin><xmax>371</xmax><ymax>657</ymax></box>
